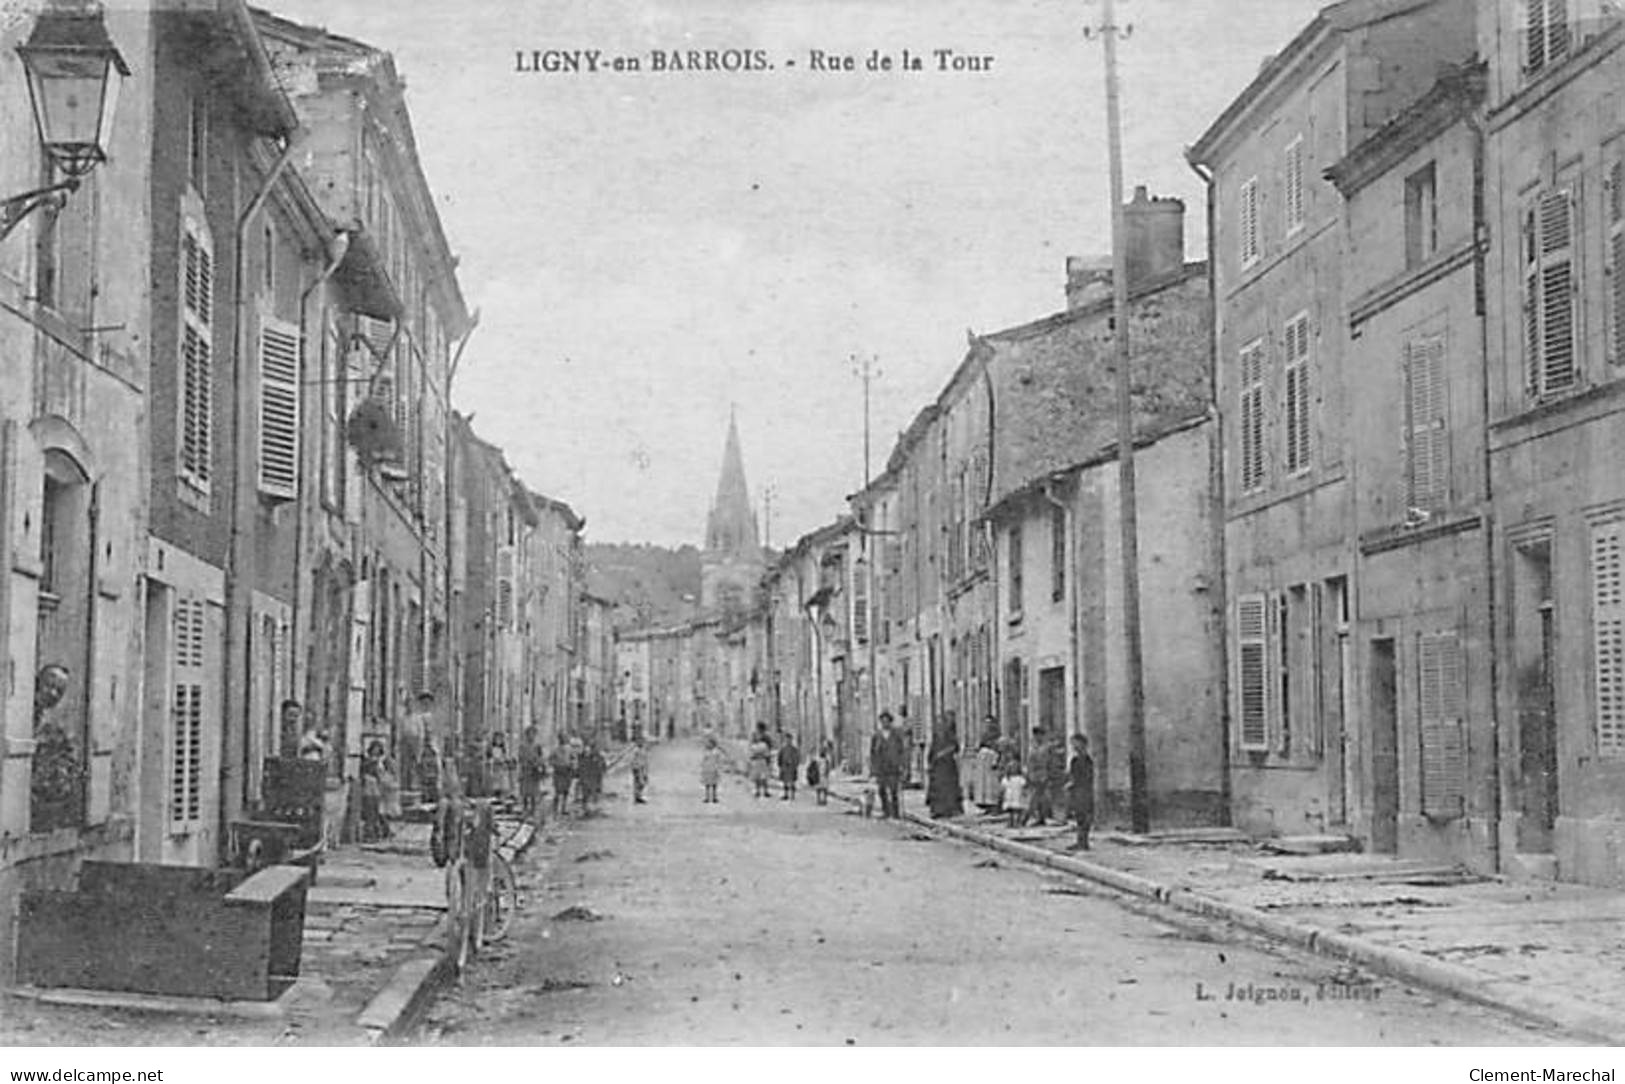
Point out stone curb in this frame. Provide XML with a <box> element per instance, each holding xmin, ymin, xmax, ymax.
<box><xmin>829</xmin><ymin>781</ymin><xmax>1623</xmax><ymax>1046</ymax></box>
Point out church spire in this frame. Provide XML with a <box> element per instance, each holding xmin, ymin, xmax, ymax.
<box><xmin>705</xmin><ymin>407</ymin><xmax>759</xmax><ymax>558</ymax></box>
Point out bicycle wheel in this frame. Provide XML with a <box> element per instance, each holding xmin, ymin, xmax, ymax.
<box><xmin>444</xmin><ymin>860</ymin><xmax>472</xmax><ymax>973</ymax></box>
<box><xmin>484</xmin><ymin>853</ymin><xmax>517</xmax><ymax>942</ymax></box>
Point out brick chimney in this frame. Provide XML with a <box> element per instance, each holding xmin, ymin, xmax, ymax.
<box><xmin>1124</xmin><ymin>185</ymin><xmax>1185</xmax><ymax>285</ymax></box>
<box><xmin>1066</xmin><ymin>186</ymin><xmax>1186</xmax><ymax>310</ymax></box>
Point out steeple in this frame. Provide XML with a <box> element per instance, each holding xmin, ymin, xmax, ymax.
<box><xmin>705</xmin><ymin>406</ymin><xmax>760</xmax><ymax>557</ymax></box>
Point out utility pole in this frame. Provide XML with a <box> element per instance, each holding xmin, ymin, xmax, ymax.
<box><xmin>852</xmin><ymin>353</ymin><xmax>882</xmax><ymax>767</ymax></box>
<box><xmin>1088</xmin><ymin>0</ymin><xmax>1150</xmax><ymax>833</ymax></box>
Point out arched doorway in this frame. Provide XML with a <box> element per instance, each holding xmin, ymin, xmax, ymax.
<box><xmin>32</xmin><ymin>448</ymin><xmax>93</xmax><ymax>833</ymax></box>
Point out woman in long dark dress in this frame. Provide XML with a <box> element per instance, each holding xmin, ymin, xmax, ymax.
<box><xmin>925</xmin><ymin>717</ymin><xmax>964</xmax><ymax>819</ymax></box>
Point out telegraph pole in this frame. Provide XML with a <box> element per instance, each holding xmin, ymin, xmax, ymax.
<box><xmin>1089</xmin><ymin>0</ymin><xmax>1150</xmax><ymax>833</ymax></box>
<box><xmin>851</xmin><ymin>353</ymin><xmax>881</xmax><ymax>487</ymax></box>
<box><xmin>852</xmin><ymin>353</ymin><xmax>882</xmax><ymax>769</ymax></box>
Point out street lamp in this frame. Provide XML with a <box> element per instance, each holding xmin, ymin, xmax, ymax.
<box><xmin>0</xmin><ymin>11</ymin><xmax>129</xmax><ymax>243</ymax></box>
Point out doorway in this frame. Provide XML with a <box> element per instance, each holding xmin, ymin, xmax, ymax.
<box><xmin>1515</xmin><ymin>542</ymin><xmax>1558</xmax><ymax>853</ymax></box>
<box><xmin>1369</xmin><ymin>638</ymin><xmax>1399</xmax><ymax>853</ymax></box>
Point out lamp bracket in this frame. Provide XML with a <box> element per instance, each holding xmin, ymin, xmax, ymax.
<box><xmin>0</xmin><ymin>177</ymin><xmax>80</xmax><ymax>245</ymax></box>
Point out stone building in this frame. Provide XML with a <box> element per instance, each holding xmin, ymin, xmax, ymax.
<box><xmin>701</xmin><ymin>409</ymin><xmax>764</xmax><ymax>620</ymax></box>
<box><xmin>1187</xmin><ymin>0</ymin><xmax>1478</xmax><ymax>840</ymax></box>
<box><xmin>1326</xmin><ymin>63</ymin><xmax>1497</xmax><ymax>869</ymax></box>
<box><xmin>1478</xmin><ymin>0</ymin><xmax>1625</xmax><ymax>886</ymax></box>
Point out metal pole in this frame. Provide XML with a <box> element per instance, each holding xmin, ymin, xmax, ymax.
<box><xmin>1097</xmin><ymin>0</ymin><xmax>1150</xmax><ymax>833</ymax></box>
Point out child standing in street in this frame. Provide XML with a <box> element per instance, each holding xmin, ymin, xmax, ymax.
<box><xmin>1001</xmin><ymin>760</ymin><xmax>1028</xmax><ymax>830</ymax></box>
<box><xmin>807</xmin><ymin>740</ymin><xmax>832</xmax><ymax>805</ymax></box>
<box><xmin>700</xmin><ymin>735</ymin><xmax>724</xmax><ymax>803</ymax></box>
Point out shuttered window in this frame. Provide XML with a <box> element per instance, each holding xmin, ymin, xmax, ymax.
<box><xmin>1239</xmin><ymin>176</ymin><xmax>1260</xmax><ymax>267</ymax></box>
<box><xmin>258</xmin><ymin>317</ymin><xmax>301</xmax><ymax>500</ymax></box>
<box><xmin>1606</xmin><ymin>159</ymin><xmax>1625</xmax><ymax>367</ymax></box>
<box><xmin>1284</xmin><ymin>136</ymin><xmax>1306</xmax><ymax>234</ymax></box>
<box><xmin>179</xmin><ymin>223</ymin><xmax>214</xmax><ymax>492</ymax></box>
<box><xmin>170</xmin><ymin>596</ymin><xmax>206</xmax><ymax>829</ymax></box>
<box><xmin>1592</xmin><ymin>518</ymin><xmax>1625</xmax><ymax>757</ymax></box>
<box><xmin>1525</xmin><ymin>0</ymin><xmax>1571</xmax><ymax>75</ymax></box>
<box><xmin>1239</xmin><ymin>339</ymin><xmax>1266</xmax><ymax>493</ymax></box>
<box><xmin>1284</xmin><ymin>314</ymin><xmax>1312</xmax><ymax>475</ymax></box>
<box><xmin>1404</xmin><ymin>333</ymin><xmax>1449</xmax><ymax>512</ymax></box>
<box><xmin>1418</xmin><ymin>631</ymin><xmax>1466</xmax><ymax>819</ymax></box>
<box><xmin>853</xmin><ymin>560</ymin><xmax>870</xmax><ymax>643</ymax></box>
<box><xmin>497</xmin><ymin>547</ymin><xmax>515</xmax><ymax>629</ymax></box>
<box><xmin>1524</xmin><ymin>188</ymin><xmax>1579</xmax><ymax>399</ymax></box>
<box><xmin>1237</xmin><ymin>595</ymin><xmax>1270</xmax><ymax>750</ymax></box>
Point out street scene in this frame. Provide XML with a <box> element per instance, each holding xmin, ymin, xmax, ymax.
<box><xmin>2</xmin><ymin>0</ymin><xmax>1625</xmax><ymax>1058</ymax></box>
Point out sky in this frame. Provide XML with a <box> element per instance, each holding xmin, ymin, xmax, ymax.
<box><xmin>264</xmin><ymin>0</ymin><xmax>1328</xmax><ymax>547</ymax></box>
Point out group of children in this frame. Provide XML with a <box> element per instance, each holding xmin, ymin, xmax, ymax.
<box><xmin>699</xmin><ymin>732</ymin><xmax>834</xmax><ymax>805</ymax></box>
<box><xmin>999</xmin><ymin>731</ymin><xmax>1095</xmax><ymax>850</ymax></box>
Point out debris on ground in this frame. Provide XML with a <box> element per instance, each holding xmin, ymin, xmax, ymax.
<box><xmin>534</xmin><ymin>977</ymin><xmax>592</xmax><ymax>993</ymax></box>
<box><xmin>551</xmin><ymin>905</ymin><xmax>605</xmax><ymax>922</ymax></box>
<box><xmin>1046</xmin><ymin>886</ymin><xmax>1091</xmax><ymax>897</ymax></box>
<box><xmin>575</xmin><ymin>849</ymin><xmax>615</xmax><ymax>863</ymax></box>
<box><xmin>973</xmin><ymin>858</ymin><xmax>1000</xmax><ymax>869</ymax></box>
<box><xmin>907</xmin><ymin>833</ymin><xmax>935</xmax><ymax>842</ymax></box>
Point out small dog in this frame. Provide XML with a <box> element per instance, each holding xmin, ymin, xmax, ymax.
<box><xmin>860</xmin><ymin>785</ymin><xmax>877</xmax><ymax>819</ymax></box>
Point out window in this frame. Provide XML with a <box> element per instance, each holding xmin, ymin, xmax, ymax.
<box><xmin>1239</xmin><ymin>176</ymin><xmax>1260</xmax><ymax>267</ymax></box>
<box><xmin>1008</xmin><ymin>521</ymin><xmax>1024</xmax><ymax>617</ymax></box>
<box><xmin>1237</xmin><ymin>594</ymin><xmax>1270</xmax><ymax>751</ymax></box>
<box><xmin>1525</xmin><ymin>0</ymin><xmax>1571</xmax><ymax>75</ymax></box>
<box><xmin>1606</xmin><ymin>158</ymin><xmax>1625</xmax><ymax>366</ymax></box>
<box><xmin>179</xmin><ymin>218</ymin><xmax>215</xmax><ymax>493</ymax></box>
<box><xmin>188</xmin><ymin>93</ymin><xmax>208</xmax><ymax>194</ymax></box>
<box><xmin>1284</xmin><ymin>315</ymin><xmax>1312</xmax><ymax>475</ymax></box>
<box><xmin>257</xmin><ymin>316</ymin><xmax>301</xmax><ymax>500</ymax></box>
<box><xmin>1593</xmin><ymin>518</ymin><xmax>1625</xmax><ymax>757</ymax></box>
<box><xmin>1239</xmin><ymin>339</ymin><xmax>1267</xmax><ymax>493</ymax></box>
<box><xmin>321</xmin><ymin>317</ymin><xmax>344</xmax><ymax>511</ymax></box>
<box><xmin>1405</xmin><ymin>162</ymin><xmax>1439</xmax><ymax>268</ymax></box>
<box><xmin>170</xmin><ymin>595</ymin><xmax>207</xmax><ymax>830</ymax></box>
<box><xmin>1051</xmin><ymin>502</ymin><xmax>1066</xmax><ymax>603</ymax></box>
<box><xmin>1418</xmin><ymin>631</ymin><xmax>1466</xmax><ymax>818</ymax></box>
<box><xmin>1284</xmin><ymin>136</ymin><xmax>1306</xmax><ymax>234</ymax></box>
<box><xmin>262</xmin><ymin>222</ymin><xmax>276</xmax><ymax>296</ymax></box>
<box><xmin>853</xmin><ymin>559</ymin><xmax>870</xmax><ymax>643</ymax></box>
<box><xmin>1524</xmin><ymin>188</ymin><xmax>1579</xmax><ymax>399</ymax></box>
<box><xmin>497</xmin><ymin>547</ymin><xmax>516</xmax><ymax>629</ymax></box>
<box><xmin>1404</xmin><ymin>333</ymin><xmax>1449</xmax><ymax>512</ymax></box>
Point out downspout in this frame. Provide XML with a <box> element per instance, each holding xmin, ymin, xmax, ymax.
<box><xmin>222</xmin><ymin>132</ymin><xmax>301</xmax><ymax>848</ymax></box>
<box><xmin>1187</xmin><ymin>153</ymin><xmax>1232</xmax><ymax>825</ymax></box>
<box><xmin>290</xmin><ymin>229</ymin><xmax>350</xmax><ymax>777</ymax></box>
<box><xmin>1467</xmin><ymin>106</ymin><xmax>1502</xmax><ymax>875</ymax></box>
<box><xmin>980</xmin><ymin>349</ymin><xmax>1001</xmax><ymax>735</ymax></box>
<box><xmin>443</xmin><ymin>312</ymin><xmax>479</xmax><ymax>750</ymax></box>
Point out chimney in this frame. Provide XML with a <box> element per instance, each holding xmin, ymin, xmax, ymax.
<box><xmin>1124</xmin><ymin>185</ymin><xmax>1185</xmax><ymax>286</ymax></box>
<box><xmin>1065</xmin><ymin>255</ymin><xmax>1113</xmax><ymax>310</ymax></box>
<box><xmin>1066</xmin><ymin>186</ymin><xmax>1186</xmax><ymax>310</ymax></box>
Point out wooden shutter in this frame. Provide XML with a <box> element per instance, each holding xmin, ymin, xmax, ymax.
<box><xmin>179</xmin><ymin>227</ymin><xmax>213</xmax><ymax>492</ymax></box>
<box><xmin>1239</xmin><ymin>341</ymin><xmax>1266</xmax><ymax>492</ymax></box>
<box><xmin>1285</xmin><ymin>137</ymin><xmax>1305</xmax><ymax>231</ymax></box>
<box><xmin>1606</xmin><ymin>160</ymin><xmax>1625</xmax><ymax>367</ymax></box>
<box><xmin>1418</xmin><ymin>631</ymin><xmax>1466</xmax><ymax>819</ymax></box>
<box><xmin>497</xmin><ymin>546</ymin><xmax>515</xmax><ymax>628</ymax></box>
<box><xmin>1405</xmin><ymin>334</ymin><xmax>1449</xmax><ymax>510</ymax></box>
<box><xmin>1593</xmin><ymin>519</ymin><xmax>1625</xmax><ymax>757</ymax></box>
<box><xmin>169</xmin><ymin>595</ymin><xmax>206</xmax><ymax>829</ymax></box>
<box><xmin>1526</xmin><ymin>189</ymin><xmax>1579</xmax><ymax>397</ymax></box>
<box><xmin>1237</xmin><ymin>595</ymin><xmax>1270</xmax><ymax>750</ymax></box>
<box><xmin>1284</xmin><ymin>316</ymin><xmax>1311</xmax><ymax>474</ymax></box>
<box><xmin>258</xmin><ymin>317</ymin><xmax>301</xmax><ymax>499</ymax></box>
<box><xmin>853</xmin><ymin>562</ymin><xmax>869</xmax><ymax>643</ymax></box>
<box><xmin>1240</xmin><ymin>177</ymin><xmax>1260</xmax><ymax>265</ymax></box>
<box><xmin>1525</xmin><ymin>0</ymin><xmax>1572</xmax><ymax>73</ymax></box>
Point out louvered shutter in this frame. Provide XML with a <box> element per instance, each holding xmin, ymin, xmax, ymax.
<box><xmin>1526</xmin><ymin>189</ymin><xmax>1579</xmax><ymax>398</ymax></box>
<box><xmin>853</xmin><ymin>562</ymin><xmax>870</xmax><ymax>643</ymax></box>
<box><xmin>498</xmin><ymin>547</ymin><xmax>515</xmax><ymax>628</ymax></box>
<box><xmin>1525</xmin><ymin>0</ymin><xmax>1572</xmax><ymax>73</ymax></box>
<box><xmin>1284</xmin><ymin>316</ymin><xmax>1311</xmax><ymax>474</ymax></box>
<box><xmin>170</xmin><ymin>595</ymin><xmax>206</xmax><ymax>829</ymax></box>
<box><xmin>1285</xmin><ymin>137</ymin><xmax>1305</xmax><ymax>231</ymax></box>
<box><xmin>1418</xmin><ymin>632</ymin><xmax>1466</xmax><ymax>819</ymax></box>
<box><xmin>179</xmin><ymin>227</ymin><xmax>214</xmax><ymax>492</ymax></box>
<box><xmin>1240</xmin><ymin>178</ymin><xmax>1260</xmax><ymax>265</ymax></box>
<box><xmin>1405</xmin><ymin>334</ymin><xmax>1448</xmax><ymax>510</ymax></box>
<box><xmin>258</xmin><ymin>317</ymin><xmax>301</xmax><ymax>499</ymax></box>
<box><xmin>1237</xmin><ymin>595</ymin><xmax>1269</xmax><ymax>750</ymax></box>
<box><xmin>1592</xmin><ymin>519</ymin><xmax>1625</xmax><ymax>757</ymax></box>
<box><xmin>1607</xmin><ymin>160</ymin><xmax>1625</xmax><ymax>367</ymax></box>
<box><xmin>1239</xmin><ymin>342</ymin><xmax>1266</xmax><ymax>492</ymax></box>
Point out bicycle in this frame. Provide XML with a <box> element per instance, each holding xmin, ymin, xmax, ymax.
<box><xmin>480</xmin><ymin>818</ymin><xmax>524</xmax><ymax>944</ymax></box>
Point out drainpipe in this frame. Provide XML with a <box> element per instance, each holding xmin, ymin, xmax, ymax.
<box><xmin>443</xmin><ymin>312</ymin><xmax>479</xmax><ymax>752</ymax></box>
<box><xmin>980</xmin><ymin>350</ymin><xmax>1001</xmax><ymax>736</ymax></box>
<box><xmin>1467</xmin><ymin>106</ymin><xmax>1502</xmax><ymax>875</ymax></box>
<box><xmin>289</xmin><ymin>229</ymin><xmax>350</xmax><ymax>782</ymax></box>
<box><xmin>223</xmin><ymin>132</ymin><xmax>301</xmax><ymax>848</ymax></box>
<box><xmin>1187</xmin><ymin>153</ymin><xmax>1232</xmax><ymax>826</ymax></box>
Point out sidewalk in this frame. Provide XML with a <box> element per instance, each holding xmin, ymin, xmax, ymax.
<box><xmin>3</xmin><ymin>816</ymin><xmax>536</xmax><ymax>1047</ymax></box>
<box><xmin>830</xmin><ymin>775</ymin><xmax>1625</xmax><ymax>1045</ymax></box>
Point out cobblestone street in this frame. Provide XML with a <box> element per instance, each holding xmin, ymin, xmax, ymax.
<box><xmin>419</xmin><ymin>743</ymin><xmax>1560</xmax><ymax>1045</ymax></box>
